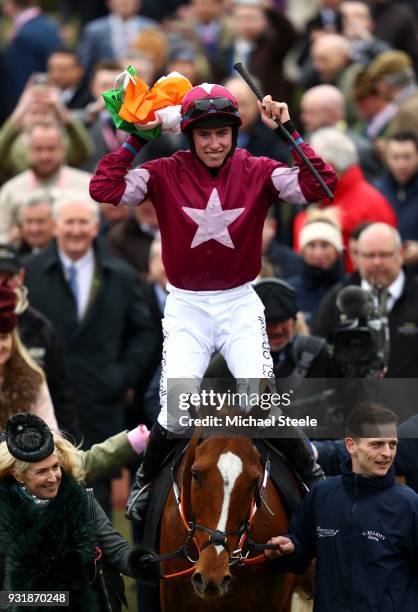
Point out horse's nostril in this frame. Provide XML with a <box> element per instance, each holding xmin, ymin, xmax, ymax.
<box><xmin>192</xmin><ymin>572</ymin><xmax>205</xmax><ymax>589</ymax></box>
<box><xmin>221</xmin><ymin>574</ymin><xmax>232</xmax><ymax>591</ymax></box>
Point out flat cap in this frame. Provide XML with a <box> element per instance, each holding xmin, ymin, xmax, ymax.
<box><xmin>253</xmin><ymin>278</ymin><xmax>299</xmax><ymax>324</ymax></box>
<box><xmin>367</xmin><ymin>51</ymin><xmax>412</xmax><ymax>81</ymax></box>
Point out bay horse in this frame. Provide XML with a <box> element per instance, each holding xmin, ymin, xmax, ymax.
<box><xmin>159</xmin><ymin>434</ymin><xmax>301</xmax><ymax>612</ymax></box>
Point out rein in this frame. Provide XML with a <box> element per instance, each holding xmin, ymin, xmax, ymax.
<box><xmin>157</xmin><ymin>457</ymin><xmax>279</xmax><ymax>579</ymax></box>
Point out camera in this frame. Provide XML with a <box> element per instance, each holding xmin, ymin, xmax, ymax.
<box><xmin>332</xmin><ymin>285</ymin><xmax>389</xmax><ymax>377</ymax></box>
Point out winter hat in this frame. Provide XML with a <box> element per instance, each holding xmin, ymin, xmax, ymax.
<box><xmin>300</xmin><ymin>220</ymin><xmax>343</xmax><ymax>253</ymax></box>
<box><xmin>0</xmin><ymin>285</ymin><xmax>17</xmax><ymax>333</ymax></box>
<box><xmin>6</xmin><ymin>413</ymin><xmax>54</xmax><ymax>463</ymax></box>
<box><xmin>253</xmin><ymin>278</ymin><xmax>299</xmax><ymax>324</ymax></box>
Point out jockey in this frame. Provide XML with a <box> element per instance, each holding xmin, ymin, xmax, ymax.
<box><xmin>90</xmin><ymin>82</ymin><xmax>337</xmax><ymax>523</ymax></box>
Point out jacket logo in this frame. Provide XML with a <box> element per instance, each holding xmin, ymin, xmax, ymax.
<box><xmin>316</xmin><ymin>526</ymin><xmax>339</xmax><ymax>538</ymax></box>
<box><xmin>362</xmin><ymin>530</ymin><xmax>386</xmax><ymax>542</ymax></box>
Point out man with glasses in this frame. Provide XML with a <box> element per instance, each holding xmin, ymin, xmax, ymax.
<box><xmin>90</xmin><ymin>82</ymin><xmax>336</xmax><ymax>522</ymax></box>
<box><xmin>314</xmin><ymin>222</ymin><xmax>418</xmax><ymax>378</ymax></box>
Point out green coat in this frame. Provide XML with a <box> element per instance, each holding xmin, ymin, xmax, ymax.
<box><xmin>82</xmin><ymin>430</ymin><xmax>139</xmax><ymax>483</ymax></box>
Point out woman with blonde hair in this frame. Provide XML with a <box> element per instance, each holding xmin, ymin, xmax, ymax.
<box><xmin>0</xmin><ymin>413</ymin><xmax>158</xmax><ymax>611</ymax></box>
<box><xmin>0</xmin><ymin>285</ymin><xmax>57</xmax><ymax>430</ymax></box>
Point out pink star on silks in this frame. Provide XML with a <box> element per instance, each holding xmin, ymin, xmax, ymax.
<box><xmin>183</xmin><ymin>188</ymin><xmax>245</xmax><ymax>249</ymax></box>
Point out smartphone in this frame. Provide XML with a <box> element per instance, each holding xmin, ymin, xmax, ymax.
<box><xmin>32</xmin><ymin>73</ymin><xmax>49</xmax><ymax>86</ymax></box>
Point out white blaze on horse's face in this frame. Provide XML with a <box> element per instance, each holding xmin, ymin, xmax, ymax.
<box><xmin>215</xmin><ymin>452</ymin><xmax>243</xmax><ymax>555</ymax></box>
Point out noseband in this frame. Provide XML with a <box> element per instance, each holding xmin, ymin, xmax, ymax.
<box><xmin>189</xmin><ymin>518</ymin><xmax>250</xmax><ymax>559</ymax></box>
<box><xmin>183</xmin><ymin>455</ymin><xmax>267</xmax><ymax>562</ymax></box>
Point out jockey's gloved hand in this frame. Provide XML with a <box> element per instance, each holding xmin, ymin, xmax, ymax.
<box><xmin>129</xmin><ymin>546</ymin><xmax>162</xmax><ymax>586</ymax></box>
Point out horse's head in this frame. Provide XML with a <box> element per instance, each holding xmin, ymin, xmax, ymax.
<box><xmin>187</xmin><ymin>436</ymin><xmax>263</xmax><ymax>598</ymax></box>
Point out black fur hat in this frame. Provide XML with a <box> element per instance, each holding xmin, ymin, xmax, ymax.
<box><xmin>6</xmin><ymin>413</ymin><xmax>54</xmax><ymax>462</ymax></box>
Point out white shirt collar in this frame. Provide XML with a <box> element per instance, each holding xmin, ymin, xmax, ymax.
<box><xmin>394</xmin><ymin>84</ymin><xmax>418</xmax><ymax>104</ymax></box>
<box><xmin>361</xmin><ymin>269</ymin><xmax>405</xmax><ymax>308</ymax></box>
<box><xmin>387</xmin><ymin>270</ymin><xmax>405</xmax><ymax>302</ymax></box>
<box><xmin>58</xmin><ymin>248</ymin><xmax>94</xmax><ymax>272</ymax></box>
<box><xmin>58</xmin><ymin>248</ymin><xmax>95</xmax><ymax>320</ymax></box>
<box><xmin>60</xmin><ymin>87</ymin><xmax>76</xmax><ymax>104</ymax></box>
<box><xmin>109</xmin><ymin>13</ymin><xmax>138</xmax><ymax>26</ymax></box>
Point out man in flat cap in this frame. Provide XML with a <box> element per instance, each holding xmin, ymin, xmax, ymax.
<box><xmin>367</xmin><ymin>50</ymin><xmax>418</xmax><ymax>138</ymax></box>
<box><xmin>207</xmin><ymin>277</ymin><xmax>341</xmax><ymax>383</ymax></box>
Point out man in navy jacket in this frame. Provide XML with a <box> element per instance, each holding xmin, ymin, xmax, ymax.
<box><xmin>314</xmin><ymin>412</ymin><xmax>418</xmax><ymax>493</ymax></box>
<box><xmin>266</xmin><ymin>402</ymin><xmax>418</xmax><ymax>612</ymax></box>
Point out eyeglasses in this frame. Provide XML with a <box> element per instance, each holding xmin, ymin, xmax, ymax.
<box><xmin>184</xmin><ymin>97</ymin><xmax>237</xmax><ymax>117</ymax></box>
<box><xmin>358</xmin><ymin>250</ymin><xmax>397</xmax><ymax>260</ymax></box>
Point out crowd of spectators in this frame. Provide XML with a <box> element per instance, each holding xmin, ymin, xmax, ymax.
<box><xmin>1</xmin><ymin>2</ymin><xmax>418</xmax><ymax>607</ymax></box>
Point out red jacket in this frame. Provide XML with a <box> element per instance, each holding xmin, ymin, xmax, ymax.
<box><xmin>294</xmin><ymin>165</ymin><xmax>397</xmax><ymax>272</ymax></box>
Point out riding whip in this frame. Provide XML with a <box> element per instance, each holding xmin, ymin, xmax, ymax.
<box><xmin>233</xmin><ymin>62</ymin><xmax>334</xmax><ymax>202</ymax></box>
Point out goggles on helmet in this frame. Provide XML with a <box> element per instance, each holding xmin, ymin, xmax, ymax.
<box><xmin>183</xmin><ymin>97</ymin><xmax>237</xmax><ymax>119</ymax></box>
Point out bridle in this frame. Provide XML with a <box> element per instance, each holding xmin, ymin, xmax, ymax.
<box><xmin>152</xmin><ymin>456</ymin><xmax>279</xmax><ymax>579</ymax></box>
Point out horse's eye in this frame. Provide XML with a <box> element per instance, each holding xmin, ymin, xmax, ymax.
<box><xmin>191</xmin><ymin>469</ymin><xmax>201</xmax><ymax>483</ymax></box>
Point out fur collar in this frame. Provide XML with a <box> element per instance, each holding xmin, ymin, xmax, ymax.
<box><xmin>0</xmin><ymin>471</ymin><xmax>98</xmax><ymax>611</ymax></box>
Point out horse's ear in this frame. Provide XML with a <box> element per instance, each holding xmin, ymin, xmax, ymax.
<box><xmin>182</xmin><ymin>428</ymin><xmax>202</xmax><ymax>520</ymax></box>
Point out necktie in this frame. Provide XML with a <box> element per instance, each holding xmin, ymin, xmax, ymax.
<box><xmin>67</xmin><ymin>264</ymin><xmax>79</xmax><ymax>311</ymax></box>
<box><xmin>377</xmin><ymin>288</ymin><xmax>390</xmax><ymax>317</ymax></box>
<box><xmin>376</xmin><ymin>288</ymin><xmax>391</xmax><ymax>370</ymax></box>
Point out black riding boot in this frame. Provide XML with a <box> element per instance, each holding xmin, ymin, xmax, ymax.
<box><xmin>269</xmin><ymin>430</ymin><xmax>325</xmax><ymax>489</ymax></box>
<box><xmin>125</xmin><ymin>422</ymin><xmax>177</xmax><ymax>522</ymax></box>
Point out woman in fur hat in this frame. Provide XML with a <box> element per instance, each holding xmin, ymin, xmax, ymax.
<box><xmin>0</xmin><ymin>413</ymin><xmax>159</xmax><ymax>611</ymax></box>
<box><xmin>0</xmin><ymin>285</ymin><xmax>57</xmax><ymax>431</ymax></box>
